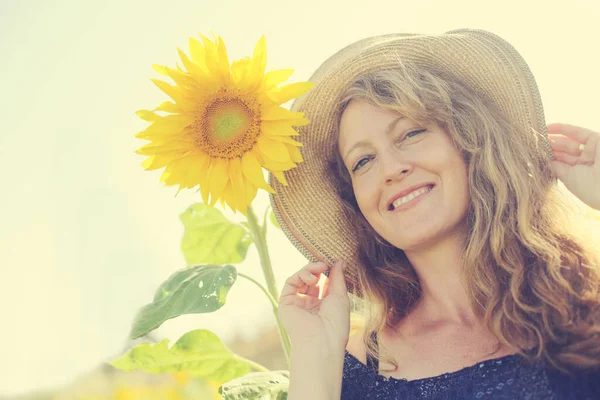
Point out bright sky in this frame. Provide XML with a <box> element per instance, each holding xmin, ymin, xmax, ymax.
<box><xmin>1</xmin><ymin>0</ymin><xmax>599</xmax><ymax>396</ymax></box>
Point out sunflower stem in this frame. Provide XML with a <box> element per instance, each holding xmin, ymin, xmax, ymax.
<box><xmin>246</xmin><ymin>205</ymin><xmax>291</xmax><ymax>364</ymax></box>
<box><xmin>238</xmin><ymin>273</ymin><xmax>278</xmax><ymax>310</ymax></box>
<box><xmin>234</xmin><ymin>354</ymin><xmax>270</xmax><ymax>373</ymax></box>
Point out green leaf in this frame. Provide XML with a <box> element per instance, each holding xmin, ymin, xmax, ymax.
<box><xmin>130</xmin><ymin>264</ymin><xmax>237</xmax><ymax>339</ymax></box>
<box><xmin>219</xmin><ymin>371</ymin><xmax>290</xmax><ymax>400</ymax></box>
<box><xmin>269</xmin><ymin>210</ymin><xmax>281</xmax><ymax>230</ymax></box>
<box><xmin>181</xmin><ymin>203</ymin><xmax>253</xmax><ymax>265</ymax></box>
<box><xmin>111</xmin><ymin>329</ymin><xmax>251</xmax><ymax>383</ymax></box>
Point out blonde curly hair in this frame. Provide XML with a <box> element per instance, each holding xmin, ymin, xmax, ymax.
<box><xmin>327</xmin><ymin>60</ymin><xmax>600</xmax><ymax>374</ymax></box>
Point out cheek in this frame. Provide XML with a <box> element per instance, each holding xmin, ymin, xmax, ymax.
<box><xmin>353</xmin><ymin>179</ymin><xmax>378</xmax><ymax>214</ymax></box>
<box><xmin>448</xmin><ymin>160</ymin><xmax>471</xmax><ymax>209</ymax></box>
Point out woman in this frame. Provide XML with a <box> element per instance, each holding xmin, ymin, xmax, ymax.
<box><xmin>272</xmin><ymin>29</ymin><xmax>600</xmax><ymax>399</ymax></box>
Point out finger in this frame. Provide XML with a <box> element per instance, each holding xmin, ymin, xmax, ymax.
<box><xmin>547</xmin><ymin>123</ymin><xmax>597</xmax><ymax>143</ymax></box>
<box><xmin>280</xmin><ymin>263</ymin><xmax>329</xmax><ymax>298</ymax></box>
<box><xmin>320</xmin><ymin>274</ymin><xmax>330</xmax><ymax>300</ymax></box>
<box><xmin>306</xmin><ymin>280</ymin><xmax>321</xmax><ymax>298</ymax></box>
<box><xmin>303</xmin><ymin>262</ymin><xmax>331</xmax><ymax>275</ymax></box>
<box><xmin>280</xmin><ymin>272</ymin><xmax>307</xmax><ymax>298</ymax></box>
<box><xmin>548</xmin><ymin>134</ymin><xmax>582</xmax><ymax>156</ymax></box>
<box><xmin>304</xmin><ymin>270</ymin><xmax>327</xmax><ymax>297</ymax></box>
<box><xmin>299</xmin><ymin>269</ymin><xmax>320</xmax><ymax>297</ymax></box>
<box><xmin>551</xmin><ymin>160</ymin><xmax>570</xmax><ymax>183</ymax></box>
<box><xmin>552</xmin><ymin>150</ymin><xmax>578</xmax><ymax>166</ymax></box>
<box><xmin>280</xmin><ymin>272</ymin><xmax>310</xmax><ymax>298</ymax></box>
<box><xmin>579</xmin><ymin>133</ymin><xmax>599</xmax><ymax>165</ymax></box>
<box><xmin>324</xmin><ymin>260</ymin><xmax>348</xmax><ymax>297</ymax></box>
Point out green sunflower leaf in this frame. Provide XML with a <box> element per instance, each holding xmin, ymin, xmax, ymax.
<box><xmin>181</xmin><ymin>203</ymin><xmax>253</xmax><ymax>265</ymax></box>
<box><xmin>219</xmin><ymin>371</ymin><xmax>290</xmax><ymax>400</ymax></box>
<box><xmin>111</xmin><ymin>329</ymin><xmax>251</xmax><ymax>383</ymax></box>
<box><xmin>130</xmin><ymin>264</ymin><xmax>237</xmax><ymax>339</ymax></box>
<box><xmin>268</xmin><ymin>210</ymin><xmax>281</xmax><ymax>230</ymax></box>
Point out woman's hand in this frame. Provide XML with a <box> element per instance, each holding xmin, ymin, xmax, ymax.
<box><xmin>278</xmin><ymin>260</ymin><xmax>351</xmax><ymax>354</ymax></box>
<box><xmin>547</xmin><ymin>123</ymin><xmax>600</xmax><ymax>210</ymax></box>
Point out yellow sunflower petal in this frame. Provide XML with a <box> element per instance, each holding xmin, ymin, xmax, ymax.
<box><xmin>135</xmin><ymin>115</ymin><xmax>193</xmax><ymax>138</ymax></box>
<box><xmin>245</xmin><ymin>181</ymin><xmax>259</xmax><ymax>210</ymax></box>
<box><xmin>231</xmin><ymin>57</ymin><xmax>251</xmax><ymax>85</ymax></box>
<box><xmin>262</xmin><ymin>106</ymin><xmax>306</xmax><ymax>122</ymax></box>
<box><xmin>272</xmin><ymin>136</ymin><xmax>303</xmax><ymax>146</ymax></box>
<box><xmin>165</xmin><ymin>157</ymin><xmax>192</xmax><ymax>187</ymax></box>
<box><xmin>215</xmin><ymin>35</ymin><xmax>232</xmax><ymax>85</ymax></box>
<box><xmin>197</xmin><ymin>157</ymin><xmax>211</xmax><ymax>205</ymax></box>
<box><xmin>177</xmin><ymin>48</ymin><xmax>211</xmax><ymax>83</ymax></box>
<box><xmin>141</xmin><ymin>154</ymin><xmax>174</xmax><ymax>171</ymax></box>
<box><xmin>262</xmin><ymin>121</ymin><xmax>301</xmax><ymax>136</ymax></box>
<box><xmin>159</xmin><ymin>160</ymin><xmax>176</xmax><ymax>183</ymax></box>
<box><xmin>250</xmin><ymin>36</ymin><xmax>267</xmax><ymax>81</ymax></box>
<box><xmin>256</xmin><ymin>136</ymin><xmax>290</xmax><ymax>162</ymax></box>
<box><xmin>229</xmin><ymin>157</ymin><xmax>246</xmax><ymax>212</ymax></box>
<box><xmin>169</xmin><ymin>159</ymin><xmax>191</xmax><ymax>190</ymax></box>
<box><xmin>285</xmin><ymin>144</ymin><xmax>303</xmax><ymax>163</ymax></box>
<box><xmin>268</xmin><ymin>82</ymin><xmax>314</xmax><ymax>104</ymax></box>
<box><xmin>175</xmin><ymin>156</ymin><xmax>195</xmax><ymax>189</ymax></box>
<box><xmin>174</xmin><ymin>152</ymin><xmax>209</xmax><ymax>204</ymax></box>
<box><xmin>265</xmin><ymin>68</ymin><xmax>294</xmax><ymax>90</ymax></box>
<box><xmin>291</xmin><ymin>116</ymin><xmax>311</xmax><ymax>126</ymax></box>
<box><xmin>155</xmin><ymin>101</ymin><xmax>179</xmax><ymax>113</ymax></box>
<box><xmin>260</xmin><ymin>156</ymin><xmax>296</xmax><ymax>171</ymax></box>
<box><xmin>199</xmin><ymin>34</ymin><xmax>221</xmax><ymax>80</ymax></box>
<box><xmin>136</xmin><ymin>109</ymin><xmax>162</xmax><ymax>122</ymax></box>
<box><xmin>151</xmin><ymin>79</ymin><xmax>185</xmax><ymax>104</ymax></box>
<box><xmin>241</xmin><ymin>152</ymin><xmax>275</xmax><ymax>193</ymax></box>
<box><xmin>208</xmin><ymin>158</ymin><xmax>230</xmax><ymax>206</ymax></box>
<box><xmin>271</xmin><ymin>170</ymin><xmax>288</xmax><ymax>186</ymax></box>
<box><xmin>165</xmin><ymin>64</ymin><xmax>198</xmax><ymax>90</ymax></box>
<box><xmin>220</xmin><ymin>182</ymin><xmax>232</xmax><ymax>209</ymax></box>
<box><xmin>152</xmin><ymin>64</ymin><xmax>169</xmax><ymax>76</ymax></box>
<box><xmin>189</xmin><ymin>37</ymin><xmax>206</xmax><ymax>65</ymax></box>
<box><xmin>184</xmin><ymin>153</ymin><xmax>207</xmax><ymax>182</ymax></box>
<box><xmin>135</xmin><ymin>140</ymin><xmax>193</xmax><ymax>156</ymax></box>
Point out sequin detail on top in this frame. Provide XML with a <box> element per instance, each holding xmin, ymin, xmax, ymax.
<box><xmin>341</xmin><ymin>349</ymin><xmax>600</xmax><ymax>399</ymax></box>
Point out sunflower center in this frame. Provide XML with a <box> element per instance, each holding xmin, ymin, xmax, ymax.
<box><xmin>194</xmin><ymin>89</ymin><xmax>261</xmax><ymax>159</ymax></box>
<box><xmin>211</xmin><ymin>104</ymin><xmax>249</xmax><ymax>140</ymax></box>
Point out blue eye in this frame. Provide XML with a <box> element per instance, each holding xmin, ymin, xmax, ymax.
<box><xmin>406</xmin><ymin>129</ymin><xmax>426</xmax><ymax>138</ymax></box>
<box><xmin>394</xmin><ymin>129</ymin><xmax>426</xmax><ymax>147</ymax></box>
<box><xmin>352</xmin><ymin>156</ymin><xmax>371</xmax><ymax>172</ymax></box>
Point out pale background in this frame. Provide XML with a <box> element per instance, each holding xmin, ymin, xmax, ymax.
<box><xmin>1</xmin><ymin>0</ymin><xmax>599</xmax><ymax>396</ymax></box>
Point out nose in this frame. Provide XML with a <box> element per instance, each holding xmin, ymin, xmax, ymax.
<box><xmin>380</xmin><ymin>150</ymin><xmax>412</xmax><ymax>184</ymax></box>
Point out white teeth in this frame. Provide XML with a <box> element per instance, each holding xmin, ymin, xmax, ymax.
<box><xmin>392</xmin><ymin>186</ymin><xmax>432</xmax><ymax>209</ymax></box>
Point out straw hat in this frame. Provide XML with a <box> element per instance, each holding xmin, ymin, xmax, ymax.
<box><xmin>269</xmin><ymin>28</ymin><xmax>552</xmax><ymax>296</ymax></box>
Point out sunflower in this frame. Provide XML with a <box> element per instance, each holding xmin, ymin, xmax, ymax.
<box><xmin>135</xmin><ymin>32</ymin><xmax>313</xmax><ymax>214</ymax></box>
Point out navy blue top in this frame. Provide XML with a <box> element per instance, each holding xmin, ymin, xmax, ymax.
<box><xmin>341</xmin><ymin>334</ymin><xmax>600</xmax><ymax>399</ymax></box>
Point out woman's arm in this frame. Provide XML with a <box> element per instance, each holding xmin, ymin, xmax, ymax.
<box><xmin>278</xmin><ymin>260</ymin><xmax>351</xmax><ymax>400</ymax></box>
<box><xmin>288</xmin><ymin>344</ymin><xmax>345</xmax><ymax>400</ymax></box>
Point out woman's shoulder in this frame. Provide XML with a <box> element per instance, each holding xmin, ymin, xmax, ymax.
<box><xmin>545</xmin><ymin>365</ymin><xmax>600</xmax><ymax>398</ymax></box>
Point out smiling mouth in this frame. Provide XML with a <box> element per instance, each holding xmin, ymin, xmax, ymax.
<box><xmin>388</xmin><ymin>185</ymin><xmax>434</xmax><ymax>211</ymax></box>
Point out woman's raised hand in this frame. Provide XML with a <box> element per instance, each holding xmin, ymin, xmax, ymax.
<box><xmin>548</xmin><ymin>123</ymin><xmax>600</xmax><ymax>210</ymax></box>
<box><xmin>278</xmin><ymin>260</ymin><xmax>351</xmax><ymax>354</ymax></box>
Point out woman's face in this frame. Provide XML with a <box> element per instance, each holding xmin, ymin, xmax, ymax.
<box><xmin>338</xmin><ymin>99</ymin><xmax>470</xmax><ymax>252</ymax></box>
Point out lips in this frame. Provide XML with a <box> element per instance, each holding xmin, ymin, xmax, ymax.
<box><xmin>386</xmin><ymin>183</ymin><xmax>435</xmax><ymax>211</ymax></box>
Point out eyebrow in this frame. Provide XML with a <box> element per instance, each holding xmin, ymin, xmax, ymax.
<box><xmin>343</xmin><ymin>116</ymin><xmax>406</xmax><ymax>161</ymax></box>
